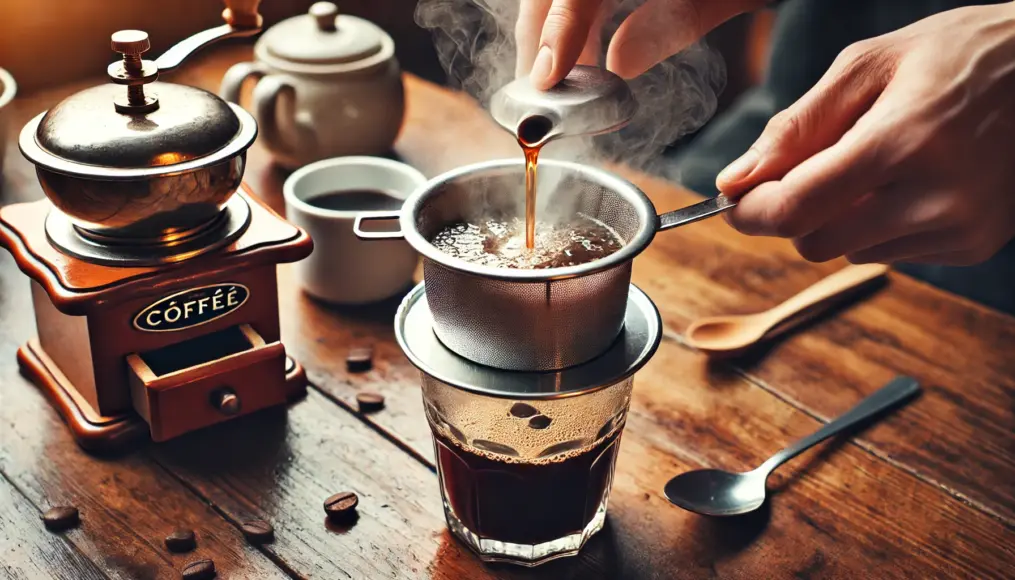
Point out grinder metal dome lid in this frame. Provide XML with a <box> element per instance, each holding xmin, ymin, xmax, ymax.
<box><xmin>395</xmin><ymin>282</ymin><xmax>662</xmax><ymax>400</ymax></box>
<box><xmin>19</xmin><ymin>30</ymin><xmax>256</xmax><ymax>180</ymax></box>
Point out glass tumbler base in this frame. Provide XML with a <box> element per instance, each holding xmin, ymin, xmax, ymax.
<box><xmin>444</xmin><ymin>500</ymin><xmax>608</xmax><ymax>567</ymax></box>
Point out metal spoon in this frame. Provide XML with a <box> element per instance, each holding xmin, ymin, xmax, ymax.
<box><xmin>664</xmin><ymin>376</ymin><xmax>921</xmax><ymax>516</ymax></box>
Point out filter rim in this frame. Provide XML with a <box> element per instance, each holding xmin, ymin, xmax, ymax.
<box><xmin>394</xmin><ymin>282</ymin><xmax>662</xmax><ymax>399</ymax></box>
<box><xmin>398</xmin><ymin>159</ymin><xmax>658</xmax><ymax>282</ymax></box>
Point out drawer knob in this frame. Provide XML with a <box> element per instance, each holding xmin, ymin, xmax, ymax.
<box><xmin>210</xmin><ymin>388</ymin><xmax>242</xmax><ymax>416</ymax></box>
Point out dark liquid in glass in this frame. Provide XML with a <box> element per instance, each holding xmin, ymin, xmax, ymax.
<box><xmin>307</xmin><ymin>189</ymin><xmax>404</xmax><ymax>211</ymax></box>
<box><xmin>433</xmin><ymin>429</ymin><xmax>622</xmax><ymax>545</ymax></box>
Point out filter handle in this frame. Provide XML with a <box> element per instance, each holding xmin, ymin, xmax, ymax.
<box><xmin>354</xmin><ymin>211</ymin><xmax>405</xmax><ymax>240</ymax></box>
<box><xmin>657</xmin><ymin>194</ymin><xmax>736</xmax><ymax>231</ymax></box>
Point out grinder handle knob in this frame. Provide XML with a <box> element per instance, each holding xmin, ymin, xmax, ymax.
<box><xmin>210</xmin><ymin>388</ymin><xmax>242</xmax><ymax>416</ymax></box>
<box><xmin>223</xmin><ymin>0</ymin><xmax>263</xmax><ymax>29</ymax></box>
<box><xmin>111</xmin><ymin>30</ymin><xmax>151</xmax><ymax>56</ymax></box>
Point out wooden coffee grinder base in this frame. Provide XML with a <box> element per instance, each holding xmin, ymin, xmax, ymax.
<box><xmin>0</xmin><ymin>188</ymin><xmax>314</xmax><ymax>452</ymax></box>
<box><xmin>17</xmin><ymin>340</ymin><xmax>307</xmax><ymax>454</ymax></box>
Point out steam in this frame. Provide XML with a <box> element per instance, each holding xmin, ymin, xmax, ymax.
<box><xmin>414</xmin><ymin>0</ymin><xmax>726</xmax><ymax>174</ymax></box>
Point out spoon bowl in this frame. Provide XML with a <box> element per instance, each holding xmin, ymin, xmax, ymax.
<box><xmin>664</xmin><ymin>376</ymin><xmax>920</xmax><ymax>516</ymax></box>
<box><xmin>664</xmin><ymin>468</ymin><xmax>766</xmax><ymax>517</ymax></box>
<box><xmin>685</xmin><ymin>263</ymin><xmax>889</xmax><ymax>356</ymax></box>
<box><xmin>684</xmin><ymin>315</ymin><xmax>769</xmax><ymax>354</ymax></box>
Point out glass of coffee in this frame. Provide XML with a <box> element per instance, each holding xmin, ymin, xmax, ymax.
<box><xmin>395</xmin><ymin>282</ymin><xmax>661</xmax><ymax>566</ymax></box>
<box><xmin>424</xmin><ymin>375</ymin><xmax>631</xmax><ymax>565</ymax></box>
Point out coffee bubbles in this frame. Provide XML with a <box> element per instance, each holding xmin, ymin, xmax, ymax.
<box><xmin>430</xmin><ymin>216</ymin><xmax>624</xmax><ymax>269</ymax></box>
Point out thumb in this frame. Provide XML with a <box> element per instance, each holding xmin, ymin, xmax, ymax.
<box><xmin>717</xmin><ymin>41</ymin><xmax>894</xmax><ymax>197</ymax></box>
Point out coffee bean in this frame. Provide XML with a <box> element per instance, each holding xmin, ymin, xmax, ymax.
<box><xmin>181</xmin><ymin>558</ymin><xmax>216</xmax><ymax>580</ymax></box>
<box><xmin>528</xmin><ymin>415</ymin><xmax>552</xmax><ymax>429</ymax></box>
<box><xmin>324</xmin><ymin>491</ymin><xmax>359</xmax><ymax>522</ymax></box>
<box><xmin>164</xmin><ymin>528</ymin><xmax>196</xmax><ymax>553</ymax></box>
<box><xmin>356</xmin><ymin>392</ymin><xmax>385</xmax><ymax>413</ymax></box>
<box><xmin>346</xmin><ymin>347</ymin><xmax>373</xmax><ymax>373</ymax></box>
<box><xmin>41</xmin><ymin>506</ymin><xmax>79</xmax><ymax>531</ymax></box>
<box><xmin>509</xmin><ymin>402</ymin><xmax>538</xmax><ymax>418</ymax></box>
<box><xmin>240</xmin><ymin>520</ymin><xmax>274</xmax><ymax>544</ymax></box>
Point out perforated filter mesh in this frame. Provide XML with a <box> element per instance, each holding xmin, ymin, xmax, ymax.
<box><xmin>413</xmin><ymin>162</ymin><xmax>653</xmax><ymax>371</ymax></box>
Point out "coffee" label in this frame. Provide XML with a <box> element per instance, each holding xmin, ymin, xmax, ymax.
<box><xmin>133</xmin><ymin>284</ymin><xmax>249</xmax><ymax>332</ymax></box>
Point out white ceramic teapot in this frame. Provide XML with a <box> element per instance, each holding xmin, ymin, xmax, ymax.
<box><xmin>220</xmin><ymin>2</ymin><xmax>404</xmax><ymax>168</ymax></box>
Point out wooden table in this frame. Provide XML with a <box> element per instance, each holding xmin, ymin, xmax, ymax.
<box><xmin>1</xmin><ymin>45</ymin><xmax>1014</xmax><ymax>580</ymax></box>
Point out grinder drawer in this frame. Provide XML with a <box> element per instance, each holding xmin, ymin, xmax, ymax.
<box><xmin>127</xmin><ymin>324</ymin><xmax>287</xmax><ymax>441</ymax></box>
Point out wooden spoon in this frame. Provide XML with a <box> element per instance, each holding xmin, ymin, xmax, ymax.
<box><xmin>685</xmin><ymin>263</ymin><xmax>890</xmax><ymax>356</ymax></box>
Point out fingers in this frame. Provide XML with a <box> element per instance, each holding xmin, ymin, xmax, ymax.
<box><xmin>725</xmin><ymin>122</ymin><xmax>893</xmax><ymax>239</ymax></box>
<box><xmin>607</xmin><ymin>0</ymin><xmax>756</xmax><ymax>79</ymax></box>
<box><xmin>845</xmin><ymin>229</ymin><xmax>972</xmax><ymax>265</ymax></box>
<box><xmin>847</xmin><ymin>224</ymin><xmax>1004</xmax><ymax>266</ymax></box>
<box><xmin>524</xmin><ymin>0</ymin><xmax>605</xmax><ymax>90</ymax></box>
<box><xmin>791</xmin><ymin>185</ymin><xmax>951</xmax><ymax>262</ymax></box>
<box><xmin>785</xmin><ymin>183</ymin><xmax>1002</xmax><ymax>266</ymax></box>
<box><xmin>516</xmin><ymin>0</ymin><xmax>552</xmax><ymax>78</ymax></box>
<box><xmin>578</xmin><ymin>5</ymin><xmax>610</xmax><ymax>67</ymax></box>
<box><xmin>717</xmin><ymin>40</ymin><xmax>895</xmax><ymax>196</ymax></box>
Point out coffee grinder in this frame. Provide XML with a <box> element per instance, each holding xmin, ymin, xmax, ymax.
<box><xmin>0</xmin><ymin>0</ymin><xmax>314</xmax><ymax>451</ymax></box>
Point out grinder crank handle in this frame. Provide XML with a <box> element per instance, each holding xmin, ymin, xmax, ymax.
<box><xmin>155</xmin><ymin>0</ymin><xmax>263</xmax><ymax>73</ymax></box>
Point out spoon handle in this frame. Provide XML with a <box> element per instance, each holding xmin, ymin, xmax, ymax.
<box><xmin>765</xmin><ymin>263</ymin><xmax>890</xmax><ymax>326</ymax></box>
<box><xmin>758</xmin><ymin>376</ymin><xmax>921</xmax><ymax>475</ymax></box>
<box><xmin>657</xmin><ymin>195</ymin><xmax>737</xmax><ymax>231</ymax></box>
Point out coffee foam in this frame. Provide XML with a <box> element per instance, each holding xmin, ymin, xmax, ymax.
<box><xmin>421</xmin><ymin>375</ymin><xmax>633</xmax><ymax>463</ymax></box>
<box><xmin>430</xmin><ymin>214</ymin><xmax>625</xmax><ymax>270</ymax></box>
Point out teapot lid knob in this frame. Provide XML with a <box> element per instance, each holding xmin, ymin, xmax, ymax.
<box><xmin>309</xmin><ymin>2</ymin><xmax>339</xmax><ymax>32</ymax></box>
<box><xmin>107</xmin><ymin>30</ymin><xmax>160</xmax><ymax>114</ymax></box>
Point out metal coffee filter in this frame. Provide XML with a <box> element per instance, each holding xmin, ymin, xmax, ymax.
<box><xmin>356</xmin><ymin>159</ymin><xmax>733</xmax><ymax>371</ymax></box>
<box><xmin>411</xmin><ymin>160</ymin><xmax>654</xmax><ymax>370</ymax></box>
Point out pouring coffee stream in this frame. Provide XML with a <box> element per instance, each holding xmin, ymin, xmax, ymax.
<box><xmin>516</xmin><ymin>115</ymin><xmax>553</xmax><ymax>248</ymax></box>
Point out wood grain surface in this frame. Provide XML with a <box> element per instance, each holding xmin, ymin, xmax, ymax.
<box><xmin>0</xmin><ymin>44</ymin><xmax>1013</xmax><ymax>579</ymax></box>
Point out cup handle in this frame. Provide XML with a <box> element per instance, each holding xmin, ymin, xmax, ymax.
<box><xmin>354</xmin><ymin>211</ymin><xmax>405</xmax><ymax>240</ymax></box>
<box><xmin>251</xmin><ymin>74</ymin><xmax>316</xmax><ymax>157</ymax></box>
<box><xmin>657</xmin><ymin>194</ymin><xmax>736</xmax><ymax>231</ymax></box>
<box><xmin>219</xmin><ymin>61</ymin><xmax>267</xmax><ymax>103</ymax></box>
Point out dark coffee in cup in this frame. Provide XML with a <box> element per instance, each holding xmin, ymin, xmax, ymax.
<box><xmin>433</xmin><ymin>427</ymin><xmax>622</xmax><ymax>545</ymax></box>
<box><xmin>307</xmin><ymin>189</ymin><xmax>405</xmax><ymax>211</ymax></box>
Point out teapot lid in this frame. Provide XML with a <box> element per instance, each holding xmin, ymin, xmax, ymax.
<box><xmin>20</xmin><ymin>30</ymin><xmax>256</xmax><ymax>179</ymax></box>
<box><xmin>260</xmin><ymin>2</ymin><xmax>388</xmax><ymax>66</ymax></box>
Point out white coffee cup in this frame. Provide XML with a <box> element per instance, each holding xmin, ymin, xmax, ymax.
<box><xmin>284</xmin><ymin>156</ymin><xmax>425</xmax><ymax>304</ymax></box>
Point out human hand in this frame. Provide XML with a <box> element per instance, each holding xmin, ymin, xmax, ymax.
<box><xmin>515</xmin><ymin>0</ymin><xmax>764</xmax><ymax>90</ymax></box>
<box><xmin>718</xmin><ymin>3</ymin><xmax>1015</xmax><ymax>266</ymax></box>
